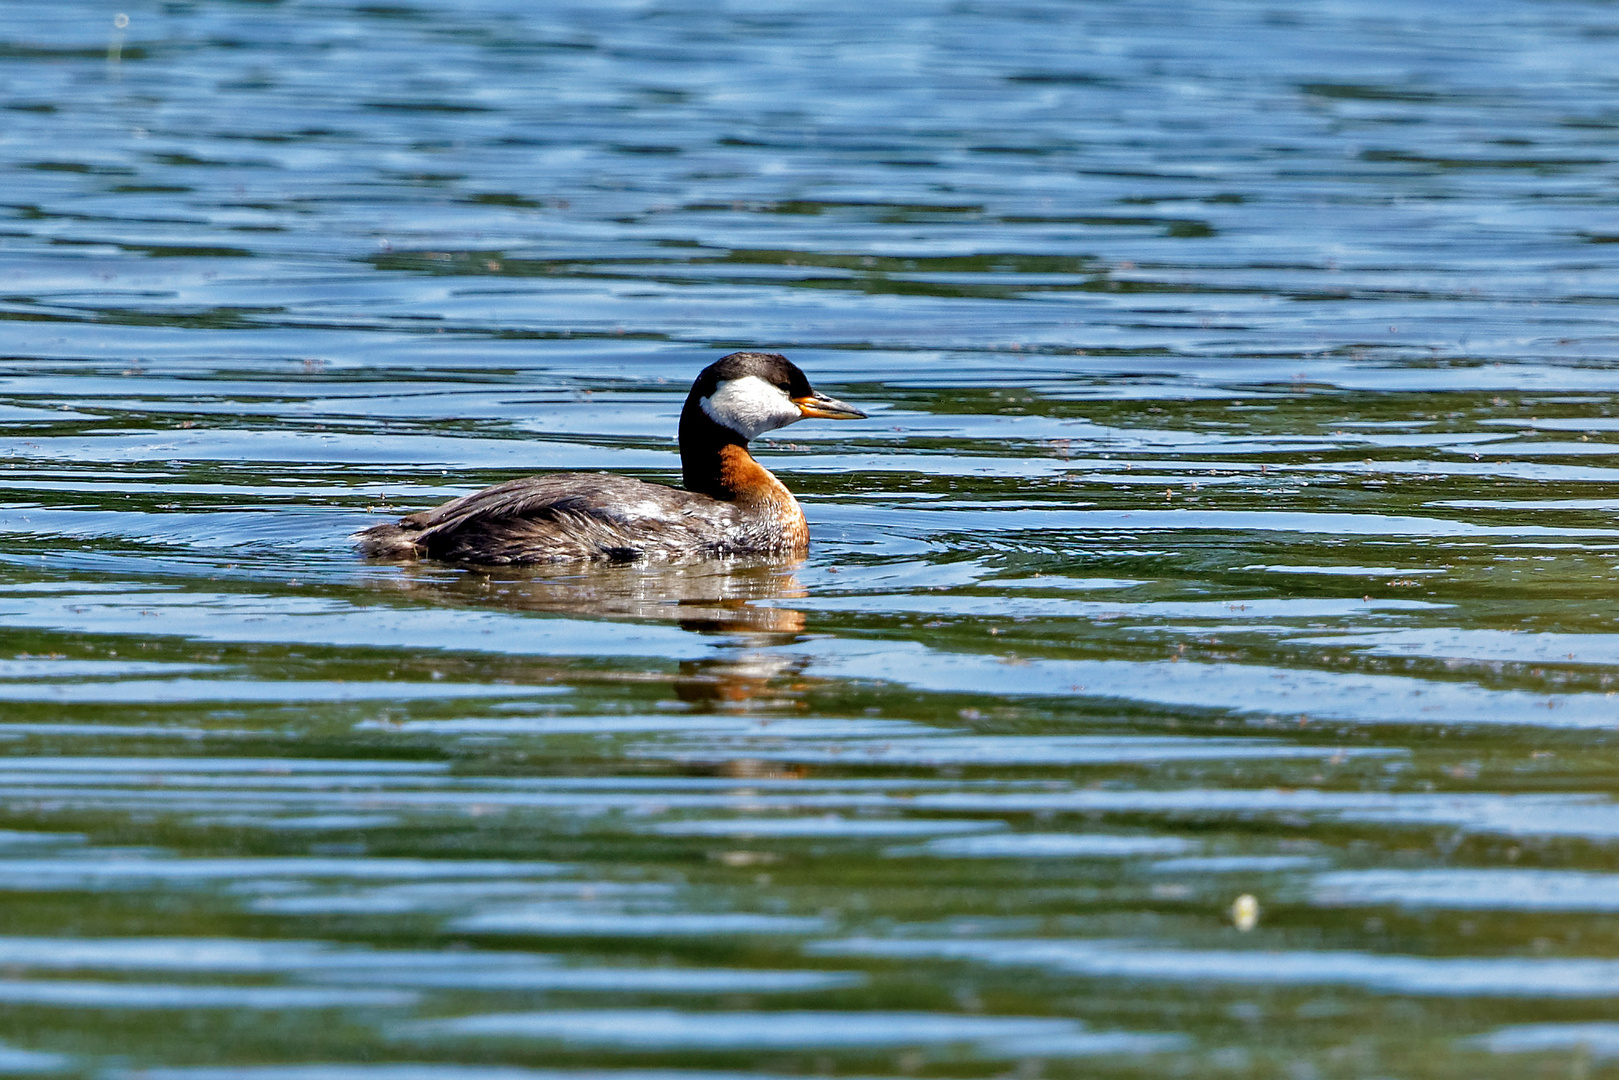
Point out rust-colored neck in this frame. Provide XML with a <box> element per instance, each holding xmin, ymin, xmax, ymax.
<box><xmin>712</xmin><ymin>443</ymin><xmax>793</xmax><ymax>505</ymax></box>
<box><xmin>680</xmin><ymin>396</ymin><xmax>792</xmax><ymax>504</ymax></box>
<box><xmin>676</xmin><ymin>394</ymin><xmax>809</xmax><ymax>550</ymax></box>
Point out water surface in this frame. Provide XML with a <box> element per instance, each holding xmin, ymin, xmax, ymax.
<box><xmin>4</xmin><ymin>1</ymin><xmax>1619</xmax><ymax>1076</ymax></box>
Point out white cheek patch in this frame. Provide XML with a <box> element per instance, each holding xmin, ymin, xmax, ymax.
<box><xmin>700</xmin><ymin>375</ymin><xmax>803</xmax><ymax>440</ymax></box>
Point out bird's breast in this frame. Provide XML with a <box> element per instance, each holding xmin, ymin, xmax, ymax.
<box><xmin>716</xmin><ymin>444</ymin><xmax>809</xmax><ymax>548</ymax></box>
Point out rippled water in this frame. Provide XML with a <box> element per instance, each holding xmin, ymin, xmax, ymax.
<box><xmin>4</xmin><ymin>0</ymin><xmax>1619</xmax><ymax>1076</ymax></box>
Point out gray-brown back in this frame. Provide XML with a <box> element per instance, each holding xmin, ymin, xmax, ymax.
<box><xmin>353</xmin><ymin>473</ymin><xmax>779</xmax><ymax>565</ymax></box>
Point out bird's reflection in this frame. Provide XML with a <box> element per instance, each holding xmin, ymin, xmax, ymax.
<box><xmin>369</xmin><ymin>556</ymin><xmax>808</xmax><ymax>637</ymax></box>
<box><xmin>674</xmin><ymin>648</ymin><xmax>811</xmax><ymax>712</ymax></box>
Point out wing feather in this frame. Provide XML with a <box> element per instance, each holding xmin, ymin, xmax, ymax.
<box><xmin>354</xmin><ymin>473</ymin><xmax>758</xmax><ymax>565</ymax></box>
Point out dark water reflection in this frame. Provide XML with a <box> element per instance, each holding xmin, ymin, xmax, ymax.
<box><xmin>368</xmin><ymin>559</ymin><xmax>810</xmax><ymax>636</ymax></box>
<box><xmin>6</xmin><ymin>0</ymin><xmax>1619</xmax><ymax>1077</ymax></box>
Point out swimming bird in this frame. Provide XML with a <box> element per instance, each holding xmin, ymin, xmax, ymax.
<box><xmin>354</xmin><ymin>351</ymin><xmax>866</xmax><ymax>565</ymax></box>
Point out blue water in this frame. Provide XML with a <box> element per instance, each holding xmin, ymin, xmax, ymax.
<box><xmin>4</xmin><ymin>0</ymin><xmax>1619</xmax><ymax>1076</ymax></box>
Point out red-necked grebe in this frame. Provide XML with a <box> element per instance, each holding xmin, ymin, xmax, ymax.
<box><xmin>354</xmin><ymin>351</ymin><xmax>866</xmax><ymax>565</ymax></box>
